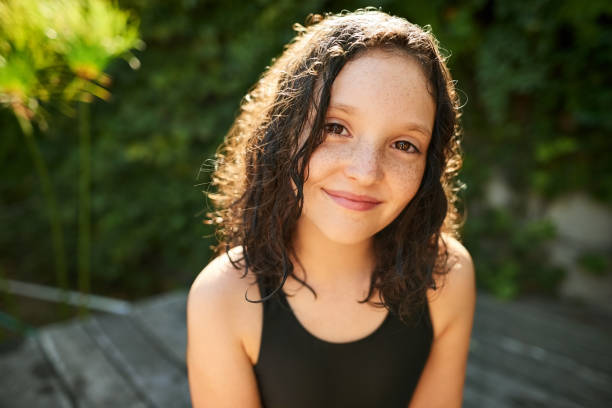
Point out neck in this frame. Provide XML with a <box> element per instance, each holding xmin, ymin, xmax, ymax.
<box><xmin>290</xmin><ymin>216</ymin><xmax>376</xmax><ymax>292</ymax></box>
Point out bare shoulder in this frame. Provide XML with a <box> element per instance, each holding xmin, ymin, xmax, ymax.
<box><xmin>427</xmin><ymin>234</ymin><xmax>476</xmax><ymax>338</ymax></box>
<box><xmin>186</xmin><ymin>247</ymin><xmax>263</xmax><ymax>407</ymax></box>
<box><xmin>187</xmin><ymin>246</ymin><xmax>262</xmax><ymax>353</ymax></box>
<box><xmin>189</xmin><ymin>246</ymin><xmax>255</xmax><ymax>304</ymax></box>
<box><xmin>408</xmin><ymin>239</ymin><xmax>475</xmax><ymax>407</ymax></box>
<box><xmin>432</xmin><ymin>234</ymin><xmax>475</xmax><ymax>293</ymax></box>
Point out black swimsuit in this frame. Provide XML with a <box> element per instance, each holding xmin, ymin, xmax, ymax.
<box><xmin>253</xmin><ymin>279</ymin><xmax>433</xmax><ymax>408</ymax></box>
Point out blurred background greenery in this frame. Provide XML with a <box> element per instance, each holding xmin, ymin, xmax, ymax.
<box><xmin>1</xmin><ymin>0</ymin><xmax>611</xmax><ymax>341</ymax></box>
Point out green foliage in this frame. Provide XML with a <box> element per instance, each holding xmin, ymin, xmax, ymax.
<box><xmin>0</xmin><ymin>0</ymin><xmax>141</xmax><ymax>119</ymax></box>
<box><xmin>578</xmin><ymin>253</ymin><xmax>609</xmax><ymax>277</ymax></box>
<box><xmin>1</xmin><ymin>0</ymin><xmax>610</xmax><ymax>301</ymax></box>
<box><xmin>55</xmin><ymin>0</ymin><xmax>139</xmax><ymax>72</ymax></box>
<box><xmin>0</xmin><ymin>0</ymin><xmax>59</xmax><ymax>122</ymax></box>
<box><xmin>0</xmin><ymin>0</ymin><xmax>141</xmax><ymax>308</ymax></box>
<box><xmin>464</xmin><ymin>207</ymin><xmax>564</xmax><ymax>298</ymax></box>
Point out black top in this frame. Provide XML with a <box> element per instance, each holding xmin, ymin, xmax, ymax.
<box><xmin>253</xmin><ymin>279</ymin><xmax>433</xmax><ymax>408</ymax></box>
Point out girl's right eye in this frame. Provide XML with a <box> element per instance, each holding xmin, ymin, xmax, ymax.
<box><xmin>324</xmin><ymin>122</ymin><xmax>348</xmax><ymax>136</ymax></box>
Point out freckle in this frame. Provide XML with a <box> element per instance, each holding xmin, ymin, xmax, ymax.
<box><xmin>388</xmin><ymin>160</ymin><xmax>422</xmax><ymax>182</ymax></box>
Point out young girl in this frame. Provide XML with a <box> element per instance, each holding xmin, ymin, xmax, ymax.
<box><xmin>187</xmin><ymin>9</ymin><xmax>475</xmax><ymax>408</ymax></box>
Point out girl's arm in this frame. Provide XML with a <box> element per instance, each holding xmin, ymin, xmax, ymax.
<box><xmin>408</xmin><ymin>237</ymin><xmax>476</xmax><ymax>408</ymax></box>
<box><xmin>186</xmin><ymin>255</ymin><xmax>262</xmax><ymax>408</ymax></box>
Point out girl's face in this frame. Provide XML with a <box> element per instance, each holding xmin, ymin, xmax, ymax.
<box><xmin>296</xmin><ymin>49</ymin><xmax>436</xmax><ymax>245</ymax></box>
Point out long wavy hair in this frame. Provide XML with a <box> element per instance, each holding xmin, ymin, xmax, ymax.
<box><xmin>205</xmin><ymin>8</ymin><xmax>463</xmax><ymax>323</ymax></box>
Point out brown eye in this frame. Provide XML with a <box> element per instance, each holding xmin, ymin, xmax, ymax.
<box><xmin>394</xmin><ymin>140</ymin><xmax>419</xmax><ymax>153</ymax></box>
<box><xmin>324</xmin><ymin>123</ymin><xmax>346</xmax><ymax>135</ymax></box>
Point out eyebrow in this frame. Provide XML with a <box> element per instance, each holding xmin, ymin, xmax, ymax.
<box><xmin>328</xmin><ymin>102</ymin><xmax>433</xmax><ymax>137</ymax></box>
<box><xmin>329</xmin><ymin>102</ymin><xmax>358</xmax><ymax>114</ymax></box>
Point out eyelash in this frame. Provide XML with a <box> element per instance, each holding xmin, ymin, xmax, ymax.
<box><xmin>323</xmin><ymin>122</ymin><xmax>420</xmax><ymax>154</ymax></box>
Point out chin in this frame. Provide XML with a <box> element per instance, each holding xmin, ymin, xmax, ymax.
<box><xmin>317</xmin><ymin>223</ymin><xmax>378</xmax><ymax>245</ymax></box>
<box><xmin>297</xmin><ymin>208</ymin><xmax>386</xmax><ymax>245</ymax></box>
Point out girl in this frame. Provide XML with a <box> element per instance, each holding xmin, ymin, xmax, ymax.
<box><xmin>187</xmin><ymin>9</ymin><xmax>475</xmax><ymax>408</ymax></box>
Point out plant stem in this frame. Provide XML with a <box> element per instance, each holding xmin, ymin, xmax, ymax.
<box><xmin>78</xmin><ymin>101</ymin><xmax>91</xmax><ymax>318</ymax></box>
<box><xmin>16</xmin><ymin>115</ymin><xmax>70</xmax><ymax>319</ymax></box>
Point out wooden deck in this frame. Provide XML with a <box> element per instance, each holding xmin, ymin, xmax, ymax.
<box><xmin>1</xmin><ymin>290</ymin><xmax>610</xmax><ymax>407</ymax></box>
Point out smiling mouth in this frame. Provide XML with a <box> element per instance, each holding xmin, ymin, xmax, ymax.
<box><xmin>323</xmin><ymin>189</ymin><xmax>381</xmax><ymax>211</ymax></box>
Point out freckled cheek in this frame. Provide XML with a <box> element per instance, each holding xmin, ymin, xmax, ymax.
<box><xmin>386</xmin><ymin>160</ymin><xmax>427</xmax><ymax>200</ymax></box>
<box><xmin>304</xmin><ymin>144</ymin><xmax>345</xmax><ymax>182</ymax></box>
<box><xmin>293</xmin><ymin>145</ymin><xmax>337</xmax><ymax>196</ymax></box>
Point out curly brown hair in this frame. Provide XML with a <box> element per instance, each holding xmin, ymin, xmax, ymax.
<box><xmin>205</xmin><ymin>8</ymin><xmax>464</xmax><ymax>323</ymax></box>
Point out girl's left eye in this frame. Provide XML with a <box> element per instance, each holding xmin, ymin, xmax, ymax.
<box><xmin>324</xmin><ymin>123</ymin><xmax>348</xmax><ymax>136</ymax></box>
<box><xmin>393</xmin><ymin>140</ymin><xmax>419</xmax><ymax>153</ymax></box>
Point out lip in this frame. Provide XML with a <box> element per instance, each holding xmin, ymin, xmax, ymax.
<box><xmin>323</xmin><ymin>188</ymin><xmax>382</xmax><ymax>211</ymax></box>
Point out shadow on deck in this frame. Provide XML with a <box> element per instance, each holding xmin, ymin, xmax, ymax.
<box><xmin>1</xmin><ymin>291</ymin><xmax>610</xmax><ymax>407</ymax></box>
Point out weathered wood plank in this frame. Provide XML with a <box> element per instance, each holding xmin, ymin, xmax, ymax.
<box><xmin>463</xmin><ymin>379</ymin><xmax>511</xmax><ymax>408</ymax></box>
<box><xmin>470</xmin><ymin>294</ymin><xmax>612</xmax><ymax>407</ymax></box>
<box><xmin>464</xmin><ymin>354</ymin><xmax>585</xmax><ymax>408</ymax></box>
<box><xmin>86</xmin><ymin>313</ymin><xmax>191</xmax><ymax>408</ymax></box>
<box><xmin>472</xmin><ymin>319</ymin><xmax>612</xmax><ymax>396</ymax></box>
<box><xmin>132</xmin><ymin>291</ymin><xmax>187</xmax><ymax>367</ymax></box>
<box><xmin>0</xmin><ymin>335</ymin><xmax>72</xmax><ymax>408</ymax></box>
<box><xmin>467</xmin><ymin>337</ymin><xmax>609</xmax><ymax>407</ymax></box>
<box><xmin>475</xmin><ymin>294</ymin><xmax>612</xmax><ymax>375</ymax></box>
<box><xmin>38</xmin><ymin>319</ymin><xmax>147</xmax><ymax>408</ymax></box>
<box><xmin>515</xmin><ymin>295</ymin><xmax>612</xmax><ymax>330</ymax></box>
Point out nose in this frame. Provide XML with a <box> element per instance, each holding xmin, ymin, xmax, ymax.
<box><xmin>343</xmin><ymin>141</ymin><xmax>383</xmax><ymax>185</ymax></box>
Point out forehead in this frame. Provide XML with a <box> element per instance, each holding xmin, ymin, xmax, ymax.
<box><xmin>329</xmin><ymin>49</ymin><xmax>435</xmax><ymax>126</ymax></box>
